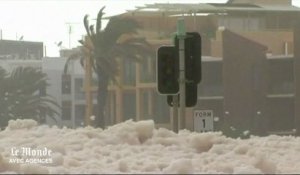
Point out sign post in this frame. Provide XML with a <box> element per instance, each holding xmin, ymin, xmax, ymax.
<box><xmin>177</xmin><ymin>18</ymin><xmax>186</xmax><ymax>130</ymax></box>
<box><xmin>172</xmin><ymin>95</ymin><xmax>179</xmax><ymax>132</ymax></box>
<box><xmin>172</xmin><ymin>33</ymin><xmax>179</xmax><ymax>133</ymax></box>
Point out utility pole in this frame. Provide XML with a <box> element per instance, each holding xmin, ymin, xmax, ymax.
<box><xmin>65</xmin><ymin>22</ymin><xmax>80</xmax><ymax>49</ymax></box>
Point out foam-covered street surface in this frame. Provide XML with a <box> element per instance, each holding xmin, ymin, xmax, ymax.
<box><xmin>0</xmin><ymin>119</ymin><xmax>300</xmax><ymax>174</ymax></box>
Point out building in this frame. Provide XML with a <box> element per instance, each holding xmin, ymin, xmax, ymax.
<box><xmin>0</xmin><ymin>40</ymin><xmax>43</xmax><ymax>60</ymax></box>
<box><xmin>42</xmin><ymin>47</ymin><xmax>90</xmax><ymax>128</ymax></box>
<box><xmin>95</xmin><ymin>0</ymin><xmax>300</xmax><ymax>135</ymax></box>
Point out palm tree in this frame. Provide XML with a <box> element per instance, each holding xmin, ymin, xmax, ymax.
<box><xmin>65</xmin><ymin>7</ymin><xmax>153</xmax><ymax>128</ymax></box>
<box><xmin>0</xmin><ymin>66</ymin><xmax>60</xmax><ymax>128</ymax></box>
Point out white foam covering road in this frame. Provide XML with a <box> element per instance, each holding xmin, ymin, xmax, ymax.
<box><xmin>0</xmin><ymin>119</ymin><xmax>300</xmax><ymax>174</ymax></box>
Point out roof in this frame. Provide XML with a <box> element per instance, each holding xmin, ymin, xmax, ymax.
<box><xmin>266</xmin><ymin>54</ymin><xmax>294</xmax><ymax>60</ymax></box>
<box><xmin>124</xmin><ymin>2</ymin><xmax>300</xmax><ymax>16</ymax></box>
<box><xmin>202</xmin><ymin>56</ymin><xmax>222</xmax><ymax>62</ymax></box>
<box><xmin>258</xmin><ymin>5</ymin><xmax>300</xmax><ymax>12</ymax></box>
<box><xmin>0</xmin><ymin>39</ymin><xmax>43</xmax><ymax>44</ymax></box>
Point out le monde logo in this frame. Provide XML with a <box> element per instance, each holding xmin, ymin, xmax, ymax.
<box><xmin>9</xmin><ymin>147</ymin><xmax>53</xmax><ymax>164</ymax></box>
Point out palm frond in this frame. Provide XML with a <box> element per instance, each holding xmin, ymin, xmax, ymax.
<box><xmin>84</xmin><ymin>15</ymin><xmax>91</xmax><ymax>37</ymax></box>
<box><xmin>121</xmin><ymin>37</ymin><xmax>154</xmax><ymax>57</ymax></box>
<box><xmin>0</xmin><ymin>66</ymin><xmax>61</xmax><ymax>127</ymax></box>
<box><xmin>0</xmin><ymin>66</ymin><xmax>8</xmax><ymax>93</ymax></box>
<box><xmin>90</xmin><ymin>25</ymin><xmax>96</xmax><ymax>38</ymax></box>
<box><xmin>0</xmin><ymin>66</ymin><xmax>7</xmax><ymax>79</ymax></box>
<box><xmin>103</xmin><ymin>17</ymin><xmax>140</xmax><ymax>47</ymax></box>
<box><xmin>95</xmin><ymin>56</ymin><xmax>118</xmax><ymax>78</ymax></box>
<box><xmin>64</xmin><ymin>50</ymin><xmax>84</xmax><ymax>74</ymax></box>
<box><xmin>84</xmin><ymin>15</ymin><xmax>96</xmax><ymax>46</ymax></box>
<box><xmin>96</xmin><ymin>6</ymin><xmax>106</xmax><ymax>33</ymax></box>
<box><xmin>111</xmin><ymin>37</ymin><xmax>155</xmax><ymax>63</ymax></box>
<box><xmin>7</xmin><ymin>67</ymin><xmax>47</xmax><ymax>95</ymax></box>
<box><xmin>89</xmin><ymin>54</ymin><xmax>97</xmax><ymax>72</ymax></box>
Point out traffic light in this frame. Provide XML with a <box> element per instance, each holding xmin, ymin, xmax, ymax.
<box><xmin>167</xmin><ymin>82</ymin><xmax>198</xmax><ymax>107</ymax></box>
<box><xmin>175</xmin><ymin>32</ymin><xmax>202</xmax><ymax>84</ymax></box>
<box><xmin>185</xmin><ymin>82</ymin><xmax>198</xmax><ymax>107</ymax></box>
<box><xmin>157</xmin><ymin>46</ymin><xmax>179</xmax><ymax>94</ymax></box>
<box><xmin>157</xmin><ymin>32</ymin><xmax>201</xmax><ymax>106</ymax></box>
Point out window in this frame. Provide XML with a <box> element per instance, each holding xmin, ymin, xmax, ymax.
<box><xmin>62</xmin><ymin>101</ymin><xmax>71</xmax><ymax>120</ymax></box>
<box><xmin>123</xmin><ymin>91</ymin><xmax>136</xmax><ymax>120</ymax></box>
<box><xmin>198</xmin><ymin>61</ymin><xmax>223</xmax><ymax>96</ymax></box>
<box><xmin>75</xmin><ymin>104</ymin><xmax>85</xmax><ymax>126</ymax></box>
<box><xmin>142</xmin><ymin>90</ymin><xmax>153</xmax><ymax>120</ymax></box>
<box><xmin>141</xmin><ymin>56</ymin><xmax>156</xmax><ymax>83</ymax></box>
<box><xmin>268</xmin><ymin>98</ymin><xmax>294</xmax><ymax>131</ymax></box>
<box><xmin>62</xmin><ymin>74</ymin><xmax>71</xmax><ymax>94</ymax></box>
<box><xmin>153</xmin><ymin>92</ymin><xmax>170</xmax><ymax>123</ymax></box>
<box><xmin>268</xmin><ymin>58</ymin><xmax>294</xmax><ymax>94</ymax></box>
<box><xmin>123</xmin><ymin>59</ymin><xmax>136</xmax><ymax>85</ymax></box>
<box><xmin>142</xmin><ymin>90</ymin><xmax>170</xmax><ymax>123</ymax></box>
<box><xmin>105</xmin><ymin>92</ymin><xmax>116</xmax><ymax>125</ymax></box>
<box><xmin>74</xmin><ymin>78</ymin><xmax>84</xmax><ymax>100</ymax></box>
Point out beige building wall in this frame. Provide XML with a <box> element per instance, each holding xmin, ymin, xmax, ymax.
<box><xmin>240</xmin><ymin>31</ymin><xmax>293</xmax><ymax>55</ymax></box>
<box><xmin>229</xmin><ymin>0</ymin><xmax>292</xmax><ymax>6</ymax></box>
<box><xmin>210</xmin><ymin>29</ymin><xmax>293</xmax><ymax>57</ymax></box>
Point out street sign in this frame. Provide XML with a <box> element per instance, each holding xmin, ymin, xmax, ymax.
<box><xmin>194</xmin><ymin>110</ymin><xmax>214</xmax><ymax>132</ymax></box>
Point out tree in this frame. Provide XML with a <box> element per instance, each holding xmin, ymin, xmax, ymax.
<box><xmin>0</xmin><ymin>66</ymin><xmax>60</xmax><ymax>128</ymax></box>
<box><xmin>65</xmin><ymin>7</ymin><xmax>153</xmax><ymax>128</ymax></box>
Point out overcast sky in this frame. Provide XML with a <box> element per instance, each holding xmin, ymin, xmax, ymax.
<box><xmin>0</xmin><ymin>0</ymin><xmax>299</xmax><ymax>57</ymax></box>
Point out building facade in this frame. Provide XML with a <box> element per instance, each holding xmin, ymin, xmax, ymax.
<box><xmin>95</xmin><ymin>0</ymin><xmax>300</xmax><ymax>134</ymax></box>
<box><xmin>0</xmin><ymin>40</ymin><xmax>43</xmax><ymax>60</ymax></box>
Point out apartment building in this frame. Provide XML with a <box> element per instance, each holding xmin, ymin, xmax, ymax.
<box><xmin>95</xmin><ymin>0</ymin><xmax>300</xmax><ymax>134</ymax></box>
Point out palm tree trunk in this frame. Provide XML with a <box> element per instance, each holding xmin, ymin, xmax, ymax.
<box><xmin>95</xmin><ymin>68</ymin><xmax>109</xmax><ymax>128</ymax></box>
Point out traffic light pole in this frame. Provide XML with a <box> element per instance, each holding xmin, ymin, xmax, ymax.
<box><xmin>177</xmin><ymin>18</ymin><xmax>186</xmax><ymax>130</ymax></box>
<box><xmin>171</xmin><ymin>33</ymin><xmax>179</xmax><ymax>133</ymax></box>
<box><xmin>172</xmin><ymin>95</ymin><xmax>179</xmax><ymax>133</ymax></box>
<box><xmin>158</xmin><ymin>19</ymin><xmax>200</xmax><ymax>132</ymax></box>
